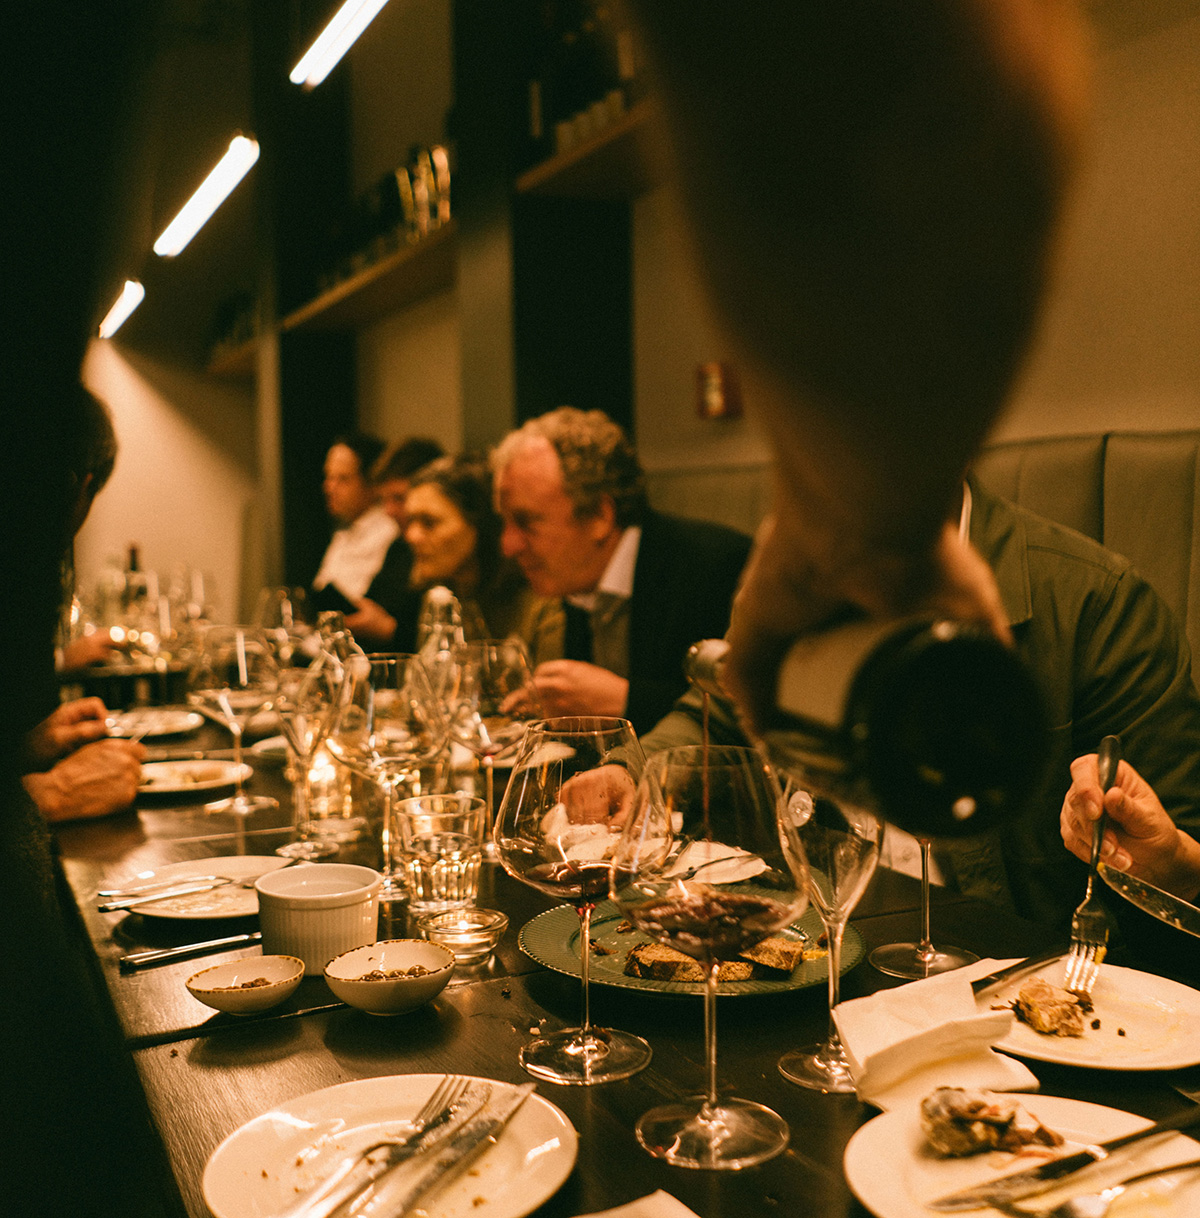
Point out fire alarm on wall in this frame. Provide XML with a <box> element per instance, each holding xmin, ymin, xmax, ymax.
<box><xmin>696</xmin><ymin>362</ymin><xmax>742</xmax><ymax>419</ymax></box>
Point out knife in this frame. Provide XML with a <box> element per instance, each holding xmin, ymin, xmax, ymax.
<box><xmin>1098</xmin><ymin>863</ymin><xmax>1200</xmax><ymax>940</ymax></box>
<box><xmin>98</xmin><ymin>878</ymin><xmax>235</xmax><ymax>911</ymax></box>
<box><xmin>969</xmin><ymin>947</ymin><xmax>1066</xmax><ymax>996</ymax></box>
<box><xmin>356</xmin><ymin>1082</ymin><xmax>537</xmax><ymax>1218</ymax></box>
<box><xmin>118</xmin><ymin>931</ymin><xmax>262</xmax><ymax>972</ymax></box>
<box><xmin>927</xmin><ymin>1103</ymin><xmax>1200</xmax><ymax>1211</ymax></box>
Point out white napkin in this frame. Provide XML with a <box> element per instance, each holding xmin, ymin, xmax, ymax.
<box><xmin>665</xmin><ymin>840</ymin><xmax>766</xmax><ymax>884</ymax></box>
<box><xmin>578</xmin><ymin>1192</ymin><xmax>701</xmax><ymax>1218</ymax></box>
<box><xmin>833</xmin><ymin>957</ymin><xmax>1039</xmax><ymax>1111</ymax></box>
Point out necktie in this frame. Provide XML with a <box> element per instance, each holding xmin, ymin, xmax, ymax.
<box><xmin>563</xmin><ymin>601</ymin><xmax>593</xmax><ymax>663</ymax></box>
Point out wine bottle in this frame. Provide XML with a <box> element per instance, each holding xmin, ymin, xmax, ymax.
<box><xmin>690</xmin><ymin>620</ymin><xmax>1049</xmax><ymax>839</ymax></box>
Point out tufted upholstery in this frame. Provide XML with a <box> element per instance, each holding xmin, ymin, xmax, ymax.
<box><xmin>973</xmin><ymin>431</ymin><xmax>1200</xmax><ymax>670</ymax></box>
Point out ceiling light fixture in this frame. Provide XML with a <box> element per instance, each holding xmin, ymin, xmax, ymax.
<box><xmin>290</xmin><ymin>0</ymin><xmax>390</xmax><ymax>88</ymax></box>
<box><xmin>153</xmin><ymin>134</ymin><xmax>260</xmax><ymax>258</ymax></box>
<box><xmin>98</xmin><ymin>280</ymin><xmax>145</xmax><ymax>338</ymax></box>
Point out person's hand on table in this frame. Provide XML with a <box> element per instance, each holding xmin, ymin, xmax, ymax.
<box><xmin>58</xmin><ymin>628</ymin><xmax>124</xmax><ymax>674</ymax></box>
<box><xmin>1061</xmin><ymin>753</ymin><xmax>1200</xmax><ymax>902</ymax></box>
<box><xmin>24</xmin><ymin>697</ymin><xmax>110</xmax><ymax>767</ymax></box>
<box><xmin>559</xmin><ymin>765</ymin><xmax>637</xmax><ymax>828</ymax></box>
<box><xmin>22</xmin><ymin>738</ymin><xmax>146</xmax><ymax>823</ymax></box>
<box><xmin>723</xmin><ymin>511</ymin><xmax>1011</xmax><ymax>736</ymax></box>
<box><xmin>343</xmin><ymin>598</ymin><xmax>396</xmax><ymax>648</ymax></box>
<box><xmin>529</xmin><ymin>660</ymin><xmax>629</xmax><ymax>719</ymax></box>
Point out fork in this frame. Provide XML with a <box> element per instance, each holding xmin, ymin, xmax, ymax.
<box><xmin>1063</xmin><ymin>735</ymin><xmax>1120</xmax><ymax>997</ymax></box>
<box><xmin>276</xmin><ymin>1074</ymin><xmax>471</xmax><ymax>1218</ymax></box>
<box><xmin>995</xmin><ymin>1156</ymin><xmax>1200</xmax><ymax>1218</ymax></box>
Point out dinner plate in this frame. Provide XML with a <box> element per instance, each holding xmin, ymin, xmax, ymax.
<box><xmin>978</xmin><ymin>961</ymin><xmax>1200</xmax><ymax>1070</ymax></box>
<box><xmin>201</xmin><ymin>1074</ymin><xmax>577</xmax><ymax>1218</ymax></box>
<box><xmin>106</xmin><ymin>855</ymin><xmax>294</xmax><ymax>920</ymax></box>
<box><xmin>844</xmin><ymin>1092</ymin><xmax>1200</xmax><ymax>1218</ymax></box>
<box><xmin>107</xmin><ymin>708</ymin><xmax>204</xmax><ymax>738</ymax></box>
<box><xmin>139</xmin><ymin>759</ymin><xmax>252</xmax><ymax>795</ymax></box>
<box><xmin>519</xmin><ymin>899</ymin><xmax>863</xmax><ymax>997</ymax></box>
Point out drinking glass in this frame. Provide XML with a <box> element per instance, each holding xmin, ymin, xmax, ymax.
<box><xmin>777</xmin><ymin>789</ymin><xmax>882</xmax><ymax>1091</ymax></box>
<box><xmin>255</xmin><ymin>586</ymin><xmax>314</xmax><ymax>667</ymax></box>
<box><xmin>447</xmin><ymin>639</ymin><xmax>542</xmax><ymax>855</ymax></box>
<box><xmin>868</xmin><ymin>834</ymin><xmax>978</xmax><ymax>977</ymax></box>
<box><xmin>611</xmin><ymin>744</ymin><xmax>809</xmax><ymax>1168</ymax></box>
<box><xmin>395</xmin><ymin>793</ymin><xmax>487</xmax><ymax>914</ymax></box>
<box><xmin>326</xmin><ymin>653</ymin><xmax>446</xmax><ymax>900</ymax></box>
<box><xmin>187</xmin><ymin>625</ymin><xmax>279</xmax><ymax>815</ymax></box>
<box><xmin>274</xmin><ymin>651</ymin><xmax>343</xmax><ymax>861</ymax></box>
<box><xmin>494</xmin><ymin>717</ymin><xmax>653</xmax><ymax>1085</ymax></box>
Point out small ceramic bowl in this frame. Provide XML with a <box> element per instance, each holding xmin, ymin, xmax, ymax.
<box><xmin>416</xmin><ymin>908</ymin><xmax>508</xmax><ymax>964</ymax></box>
<box><xmin>186</xmin><ymin>954</ymin><xmax>304</xmax><ymax>1015</ymax></box>
<box><xmin>324</xmin><ymin>939</ymin><xmax>454</xmax><ymax>1015</ymax></box>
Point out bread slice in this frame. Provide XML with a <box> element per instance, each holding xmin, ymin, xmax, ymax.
<box><xmin>738</xmin><ymin>935</ymin><xmax>809</xmax><ymax>973</ymax></box>
<box><xmin>624</xmin><ymin>941</ymin><xmax>754</xmax><ymax>982</ymax></box>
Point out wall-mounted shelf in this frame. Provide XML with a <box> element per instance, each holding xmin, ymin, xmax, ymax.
<box><xmin>515</xmin><ymin>99</ymin><xmax>658</xmax><ymax>199</ymax></box>
<box><xmin>279</xmin><ymin>220</ymin><xmax>458</xmax><ymax>333</ymax></box>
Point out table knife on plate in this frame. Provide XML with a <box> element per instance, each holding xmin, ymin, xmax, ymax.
<box><xmin>969</xmin><ymin>946</ymin><xmax>1065</xmax><ymax>995</ymax></box>
<box><xmin>927</xmin><ymin>1104</ymin><xmax>1200</xmax><ymax>1211</ymax></box>
<box><xmin>118</xmin><ymin>931</ymin><xmax>262</xmax><ymax>972</ymax></box>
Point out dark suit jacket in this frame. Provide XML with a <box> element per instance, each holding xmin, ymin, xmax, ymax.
<box><xmin>564</xmin><ymin>510</ymin><xmax>752</xmax><ymax>735</ymax></box>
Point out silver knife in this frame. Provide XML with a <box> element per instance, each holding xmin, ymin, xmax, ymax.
<box><xmin>358</xmin><ymin>1083</ymin><xmax>537</xmax><ymax>1218</ymax></box>
<box><xmin>969</xmin><ymin>946</ymin><xmax>1065</xmax><ymax>995</ymax></box>
<box><xmin>927</xmin><ymin>1104</ymin><xmax>1200</xmax><ymax>1211</ymax></box>
<box><xmin>98</xmin><ymin>878</ymin><xmax>235</xmax><ymax>911</ymax></box>
<box><xmin>118</xmin><ymin>931</ymin><xmax>262</xmax><ymax>972</ymax></box>
<box><xmin>1099</xmin><ymin>863</ymin><xmax>1200</xmax><ymax>939</ymax></box>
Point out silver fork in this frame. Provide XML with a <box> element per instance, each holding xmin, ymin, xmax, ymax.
<box><xmin>1063</xmin><ymin>735</ymin><xmax>1120</xmax><ymax>997</ymax></box>
<box><xmin>995</xmin><ymin>1156</ymin><xmax>1200</xmax><ymax>1218</ymax></box>
<box><xmin>276</xmin><ymin>1074</ymin><xmax>471</xmax><ymax>1218</ymax></box>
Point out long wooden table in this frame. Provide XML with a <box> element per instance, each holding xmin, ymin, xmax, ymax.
<box><xmin>53</xmin><ymin>729</ymin><xmax>1200</xmax><ymax>1218</ymax></box>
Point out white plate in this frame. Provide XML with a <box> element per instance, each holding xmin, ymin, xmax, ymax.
<box><xmin>845</xmin><ymin>1092</ymin><xmax>1200</xmax><ymax>1218</ymax></box>
<box><xmin>108</xmin><ymin>708</ymin><xmax>204</xmax><ymax>738</ymax></box>
<box><xmin>108</xmin><ymin>855</ymin><xmax>295</xmax><ymax>920</ymax></box>
<box><xmin>139</xmin><ymin>760</ymin><xmax>252</xmax><ymax>794</ymax></box>
<box><xmin>202</xmin><ymin>1074</ymin><xmax>577</xmax><ymax>1218</ymax></box>
<box><xmin>978</xmin><ymin>962</ymin><xmax>1200</xmax><ymax>1070</ymax></box>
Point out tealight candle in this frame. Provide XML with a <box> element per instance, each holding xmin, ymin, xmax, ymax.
<box><xmin>417</xmin><ymin>908</ymin><xmax>508</xmax><ymax>964</ymax></box>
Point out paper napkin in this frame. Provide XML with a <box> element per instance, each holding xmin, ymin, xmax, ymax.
<box><xmin>833</xmin><ymin>957</ymin><xmax>1039</xmax><ymax>1110</ymax></box>
<box><xmin>579</xmin><ymin>1192</ymin><xmax>701</xmax><ymax>1218</ymax></box>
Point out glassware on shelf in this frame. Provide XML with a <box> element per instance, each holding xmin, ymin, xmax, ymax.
<box><xmin>325</xmin><ymin>653</ymin><xmax>446</xmax><ymax>900</ymax></box>
<box><xmin>777</xmin><ymin>789</ymin><xmax>882</xmax><ymax>1092</ymax></box>
<box><xmin>494</xmin><ymin>716</ymin><xmax>652</xmax><ymax>1085</ymax></box>
<box><xmin>611</xmin><ymin>744</ymin><xmax>809</xmax><ymax>1168</ymax></box>
<box><xmin>186</xmin><ymin>625</ymin><xmax>279</xmax><ymax>816</ymax></box>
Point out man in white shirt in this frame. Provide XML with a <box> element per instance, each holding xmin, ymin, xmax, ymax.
<box><xmin>312</xmin><ymin>432</ymin><xmax>399</xmax><ymax>604</ymax></box>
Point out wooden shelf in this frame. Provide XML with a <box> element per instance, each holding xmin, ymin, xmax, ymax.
<box><xmin>515</xmin><ymin>99</ymin><xmax>659</xmax><ymax>199</ymax></box>
<box><xmin>279</xmin><ymin>220</ymin><xmax>458</xmax><ymax>333</ymax></box>
<box><xmin>206</xmin><ymin>336</ymin><xmax>257</xmax><ymax>379</ymax></box>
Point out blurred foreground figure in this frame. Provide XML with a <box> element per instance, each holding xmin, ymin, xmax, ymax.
<box><xmin>627</xmin><ymin>0</ymin><xmax>1091</xmax><ymax>733</ymax></box>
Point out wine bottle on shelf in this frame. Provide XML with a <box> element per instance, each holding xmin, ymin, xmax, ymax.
<box><xmin>688</xmin><ymin>618</ymin><xmax>1050</xmax><ymax>839</ymax></box>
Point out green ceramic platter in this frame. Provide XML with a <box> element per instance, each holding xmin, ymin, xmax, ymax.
<box><xmin>518</xmin><ymin>899</ymin><xmax>865</xmax><ymax>998</ymax></box>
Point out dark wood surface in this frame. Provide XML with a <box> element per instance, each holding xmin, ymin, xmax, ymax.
<box><xmin>53</xmin><ymin>731</ymin><xmax>1200</xmax><ymax>1218</ymax></box>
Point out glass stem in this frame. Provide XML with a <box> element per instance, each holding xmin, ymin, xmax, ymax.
<box><xmin>703</xmin><ymin>959</ymin><xmax>720</xmax><ymax>1116</ymax></box>
<box><xmin>917</xmin><ymin>837</ymin><xmax>934</xmax><ymax>956</ymax></box>
<box><xmin>229</xmin><ymin>721</ymin><xmax>246</xmax><ymax>799</ymax></box>
<box><xmin>578</xmin><ymin>903</ymin><xmax>593</xmax><ymax>1034</ymax></box>
<box><xmin>294</xmin><ymin>756</ymin><xmax>312</xmax><ymax>841</ymax></box>
<box><xmin>824</xmin><ymin>917</ymin><xmax>846</xmax><ymax>1048</ymax></box>
<box><xmin>379</xmin><ymin>775</ymin><xmax>396</xmax><ymax>880</ymax></box>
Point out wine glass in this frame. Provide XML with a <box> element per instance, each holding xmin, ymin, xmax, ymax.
<box><xmin>777</xmin><ymin>788</ymin><xmax>882</xmax><ymax>1091</ymax></box>
<box><xmin>868</xmin><ymin>833</ymin><xmax>979</xmax><ymax>977</ymax></box>
<box><xmin>255</xmin><ymin>586</ymin><xmax>314</xmax><ymax>668</ymax></box>
<box><xmin>274</xmin><ymin>652</ymin><xmax>343</xmax><ymax>861</ymax></box>
<box><xmin>611</xmin><ymin>744</ymin><xmax>809</xmax><ymax>1168</ymax></box>
<box><xmin>187</xmin><ymin>625</ymin><xmax>279</xmax><ymax>815</ymax></box>
<box><xmin>325</xmin><ymin>653</ymin><xmax>447</xmax><ymax>900</ymax></box>
<box><xmin>447</xmin><ymin>639</ymin><xmax>542</xmax><ymax>855</ymax></box>
<box><xmin>494</xmin><ymin>716</ymin><xmax>653</xmax><ymax>1085</ymax></box>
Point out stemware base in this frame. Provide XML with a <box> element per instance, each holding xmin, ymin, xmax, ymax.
<box><xmin>205</xmin><ymin>794</ymin><xmax>278</xmax><ymax>816</ymax></box>
<box><xmin>778</xmin><ymin>1042</ymin><xmax>856</xmax><ymax>1093</ymax></box>
<box><xmin>275</xmin><ymin>839</ymin><xmax>339</xmax><ymax>861</ymax></box>
<box><xmin>869</xmin><ymin>941</ymin><xmax>979</xmax><ymax>979</ymax></box>
<box><xmin>635</xmin><ymin>1096</ymin><xmax>789</xmax><ymax>1169</ymax></box>
<box><xmin>518</xmin><ymin>1025</ymin><xmax>651</xmax><ymax>1086</ymax></box>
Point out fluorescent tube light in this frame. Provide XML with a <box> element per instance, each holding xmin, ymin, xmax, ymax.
<box><xmin>98</xmin><ymin>280</ymin><xmax>145</xmax><ymax>338</ymax></box>
<box><xmin>290</xmin><ymin>0</ymin><xmax>389</xmax><ymax>88</ymax></box>
<box><xmin>153</xmin><ymin>135</ymin><xmax>260</xmax><ymax>258</ymax></box>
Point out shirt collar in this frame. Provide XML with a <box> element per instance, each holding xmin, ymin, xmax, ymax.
<box><xmin>566</xmin><ymin>526</ymin><xmax>641</xmax><ymax>610</ymax></box>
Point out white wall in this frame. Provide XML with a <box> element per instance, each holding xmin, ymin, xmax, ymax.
<box><xmin>76</xmin><ymin>339</ymin><xmax>259</xmax><ymax>624</ymax></box>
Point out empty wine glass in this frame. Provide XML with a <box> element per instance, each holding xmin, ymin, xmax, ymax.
<box><xmin>187</xmin><ymin>625</ymin><xmax>279</xmax><ymax>816</ymax></box>
<box><xmin>274</xmin><ymin>652</ymin><xmax>343</xmax><ymax>861</ymax></box>
<box><xmin>255</xmin><ymin>586</ymin><xmax>314</xmax><ymax>667</ymax></box>
<box><xmin>326</xmin><ymin>653</ymin><xmax>446</xmax><ymax>900</ymax></box>
<box><xmin>494</xmin><ymin>717</ymin><xmax>653</xmax><ymax>1085</ymax></box>
<box><xmin>611</xmin><ymin>744</ymin><xmax>809</xmax><ymax>1168</ymax></box>
<box><xmin>868</xmin><ymin>832</ymin><xmax>978</xmax><ymax>977</ymax></box>
<box><xmin>448</xmin><ymin>639</ymin><xmax>542</xmax><ymax>854</ymax></box>
<box><xmin>777</xmin><ymin>789</ymin><xmax>882</xmax><ymax>1092</ymax></box>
